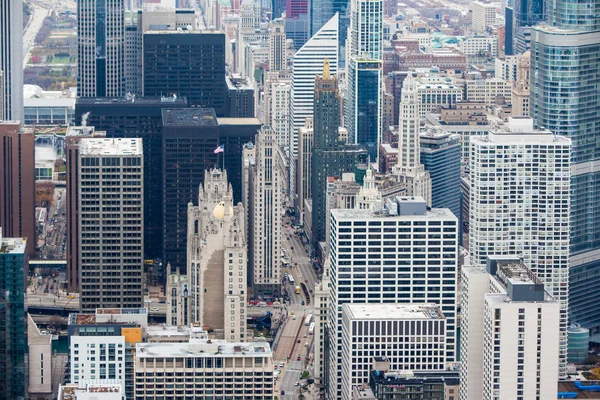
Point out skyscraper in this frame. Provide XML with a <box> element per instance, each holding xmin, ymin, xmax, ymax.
<box><xmin>311</xmin><ymin>62</ymin><xmax>367</xmax><ymax>244</ymax></box>
<box><xmin>513</xmin><ymin>0</ymin><xmax>545</xmax><ymax>52</ymax></box>
<box><xmin>291</xmin><ymin>13</ymin><xmax>339</xmax><ymax>206</ymax></box>
<box><xmin>0</xmin><ymin>230</ymin><xmax>26</xmax><ymax>400</ymax></box>
<box><xmin>530</xmin><ymin>2</ymin><xmax>600</xmax><ymax>333</ymax></box>
<box><xmin>0</xmin><ymin>122</ymin><xmax>35</xmax><ymax>257</ymax></box>
<box><xmin>0</xmin><ymin>0</ymin><xmax>23</xmax><ymax>121</ymax></box>
<box><xmin>344</xmin><ymin>0</ymin><xmax>383</xmax><ymax>160</ymax></box>
<box><xmin>468</xmin><ymin>118</ymin><xmax>571</xmax><ymax>376</ymax></box>
<box><xmin>76</xmin><ymin>138</ymin><xmax>144</xmax><ymax>313</ymax></box>
<box><xmin>66</xmin><ymin>125</ymin><xmax>106</xmax><ymax>293</ymax></box>
<box><xmin>326</xmin><ymin>197</ymin><xmax>459</xmax><ymax>399</ymax></box>
<box><xmin>269</xmin><ymin>20</ymin><xmax>287</xmax><ymax>72</ymax></box>
<box><xmin>291</xmin><ymin>13</ymin><xmax>339</xmax><ymax>157</ymax></box>
<box><xmin>460</xmin><ymin>257</ymin><xmax>559</xmax><ymax>400</ymax></box>
<box><xmin>246</xmin><ymin>127</ymin><xmax>284</xmax><ymax>299</ymax></box>
<box><xmin>75</xmin><ymin>96</ymin><xmax>189</xmax><ymax>261</ymax></box>
<box><xmin>143</xmin><ymin>31</ymin><xmax>228</xmax><ymax>116</ymax></box>
<box><xmin>309</xmin><ymin>0</ymin><xmax>350</xmax><ymax>64</ymax></box>
<box><xmin>188</xmin><ymin>169</ymin><xmax>248</xmax><ymax>342</ymax></box>
<box><xmin>77</xmin><ymin>0</ymin><xmax>125</xmax><ymax>97</ymax></box>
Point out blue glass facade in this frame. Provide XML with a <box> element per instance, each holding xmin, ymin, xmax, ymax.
<box><xmin>531</xmin><ymin>25</ymin><xmax>600</xmax><ymax>329</ymax></box>
<box><xmin>309</xmin><ymin>4</ymin><xmax>349</xmax><ymax>64</ymax></box>
<box><xmin>420</xmin><ymin>132</ymin><xmax>461</xmax><ymax>222</ymax></box>
<box><xmin>0</xmin><ymin>239</ymin><xmax>26</xmax><ymax>400</ymax></box>
<box><xmin>345</xmin><ymin>58</ymin><xmax>381</xmax><ymax>161</ymax></box>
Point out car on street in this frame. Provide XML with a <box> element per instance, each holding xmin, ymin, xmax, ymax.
<box><xmin>296</xmin><ymin>356</ymin><xmax>301</xmax><ymax>361</ymax></box>
<box><xmin>150</xmin><ymin>307</ymin><xmax>159</xmax><ymax>311</ymax></box>
<box><xmin>279</xmin><ymin>362</ymin><xmax>284</xmax><ymax>368</ymax></box>
<box><xmin>294</xmin><ymin>382</ymin><xmax>300</xmax><ymax>386</ymax></box>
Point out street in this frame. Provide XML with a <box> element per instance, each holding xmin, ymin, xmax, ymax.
<box><xmin>274</xmin><ymin>215</ymin><xmax>320</xmax><ymax>399</ymax></box>
<box><xmin>23</xmin><ymin>1</ymin><xmax>51</xmax><ymax>66</ymax></box>
<box><xmin>38</xmin><ymin>188</ymin><xmax>67</xmax><ymax>260</ymax></box>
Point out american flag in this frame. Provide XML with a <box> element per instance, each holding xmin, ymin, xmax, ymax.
<box><xmin>214</xmin><ymin>145</ymin><xmax>224</xmax><ymax>154</ymax></box>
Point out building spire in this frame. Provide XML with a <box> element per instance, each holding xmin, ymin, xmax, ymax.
<box><xmin>323</xmin><ymin>59</ymin><xmax>330</xmax><ymax>80</ymax></box>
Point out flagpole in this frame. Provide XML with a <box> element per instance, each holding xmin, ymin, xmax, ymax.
<box><xmin>222</xmin><ymin>147</ymin><xmax>225</xmax><ymax>171</ymax></box>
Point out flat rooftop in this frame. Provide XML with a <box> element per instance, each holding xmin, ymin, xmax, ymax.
<box><xmin>136</xmin><ymin>341</ymin><xmax>272</xmax><ymax>358</ymax></box>
<box><xmin>162</xmin><ymin>108</ymin><xmax>218</xmax><ymax>127</ymax></box>
<box><xmin>217</xmin><ymin>117</ymin><xmax>261</xmax><ymax>126</ymax></box>
<box><xmin>343</xmin><ymin>303</ymin><xmax>445</xmax><ymax>321</ymax></box>
<box><xmin>0</xmin><ymin>233</ymin><xmax>27</xmax><ymax>255</ymax></box>
<box><xmin>330</xmin><ymin>205</ymin><xmax>456</xmax><ymax>221</ymax></box>
<box><xmin>59</xmin><ymin>383</ymin><xmax>122</xmax><ymax>400</ymax></box>
<box><xmin>76</xmin><ymin>95</ymin><xmax>188</xmax><ymax>106</ymax></box>
<box><xmin>96</xmin><ymin>308</ymin><xmax>147</xmax><ymax>315</ymax></box>
<box><xmin>80</xmin><ymin>138</ymin><xmax>143</xmax><ymax>156</ymax></box>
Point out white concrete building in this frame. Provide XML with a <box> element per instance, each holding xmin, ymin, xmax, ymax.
<box><xmin>313</xmin><ymin>265</ymin><xmax>330</xmax><ymax>386</ymax></box>
<box><xmin>77</xmin><ymin>0</ymin><xmax>125</xmax><ymax>97</ymax></box>
<box><xmin>77</xmin><ymin>138</ymin><xmax>144</xmax><ymax>312</ymax></box>
<box><xmin>392</xmin><ymin>74</ymin><xmax>437</xmax><ymax>205</ymax></box>
<box><xmin>134</xmin><ymin>341</ymin><xmax>274</xmax><ymax>398</ymax></box>
<box><xmin>471</xmin><ymin>1</ymin><xmax>497</xmax><ymax>33</ymax></box>
<box><xmin>246</xmin><ymin>127</ymin><xmax>283</xmax><ymax>299</ymax></box>
<box><xmin>70</xmin><ymin>335</ymin><xmax>126</xmax><ymax>384</ymax></box>
<box><xmin>495</xmin><ymin>55</ymin><xmax>519</xmax><ymax>82</ymax></box>
<box><xmin>187</xmin><ymin>169</ymin><xmax>248</xmax><ymax>342</ymax></box>
<box><xmin>341</xmin><ymin>303</ymin><xmax>447</xmax><ymax>400</ymax></box>
<box><xmin>166</xmin><ymin>267</ymin><xmax>191</xmax><ymax>327</ymax></box>
<box><xmin>468</xmin><ymin>118</ymin><xmax>571</xmax><ymax>376</ymax></box>
<box><xmin>326</xmin><ymin>196</ymin><xmax>459</xmax><ymax>399</ymax></box>
<box><xmin>460</xmin><ymin>36</ymin><xmax>498</xmax><ymax>58</ymax></box>
<box><xmin>0</xmin><ymin>0</ymin><xmax>23</xmax><ymax>121</ymax></box>
<box><xmin>270</xmin><ymin>82</ymin><xmax>291</xmax><ymax>147</ymax></box>
<box><xmin>460</xmin><ymin>257</ymin><xmax>559</xmax><ymax>400</ymax></box>
<box><xmin>464</xmin><ymin>77</ymin><xmax>512</xmax><ymax>106</ymax></box>
<box><xmin>28</xmin><ymin>314</ymin><xmax>52</xmax><ymax>394</ymax></box>
<box><xmin>269</xmin><ymin>19</ymin><xmax>287</xmax><ymax>72</ymax></box>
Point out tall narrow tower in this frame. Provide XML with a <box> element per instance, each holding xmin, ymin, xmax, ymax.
<box><xmin>77</xmin><ymin>0</ymin><xmax>125</xmax><ymax>97</ymax></box>
<box><xmin>0</xmin><ymin>0</ymin><xmax>23</xmax><ymax>121</ymax></box>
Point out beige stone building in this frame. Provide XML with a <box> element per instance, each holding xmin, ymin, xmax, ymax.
<box><xmin>188</xmin><ymin>169</ymin><xmax>248</xmax><ymax>342</ymax></box>
<box><xmin>27</xmin><ymin>314</ymin><xmax>52</xmax><ymax>395</ymax></box>
<box><xmin>511</xmin><ymin>51</ymin><xmax>531</xmax><ymax>117</ymax></box>
<box><xmin>166</xmin><ymin>267</ymin><xmax>191</xmax><ymax>327</ymax></box>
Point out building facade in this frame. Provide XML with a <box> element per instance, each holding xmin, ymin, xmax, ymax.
<box><xmin>77</xmin><ymin>138</ymin><xmax>144</xmax><ymax>312</ymax></box>
<box><xmin>471</xmin><ymin>1</ymin><xmax>497</xmax><ymax>33</ymax></box>
<box><xmin>246</xmin><ymin>127</ymin><xmax>283</xmax><ymax>299</ymax></box>
<box><xmin>166</xmin><ymin>268</ymin><xmax>191</xmax><ymax>327</ymax></box>
<box><xmin>468</xmin><ymin>119</ymin><xmax>571</xmax><ymax>376</ymax></box>
<box><xmin>341</xmin><ymin>303</ymin><xmax>447</xmax><ymax>400</ymax></box>
<box><xmin>134</xmin><ymin>341</ymin><xmax>274</xmax><ymax>398</ymax></box>
<box><xmin>327</xmin><ymin>197</ymin><xmax>459</xmax><ymax>399</ymax></box>
<box><xmin>77</xmin><ymin>0</ymin><xmax>125</xmax><ymax>97</ymax></box>
<box><xmin>187</xmin><ymin>169</ymin><xmax>248</xmax><ymax>342</ymax></box>
<box><xmin>0</xmin><ymin>231</ymin><xmax>26</xmax><ymax>400</ymax></box>
<box><xmin>0</xmin><ymin>0</ymin><xmax>23</xmax><ymax>121</ymax></box>
<box><xmin>530</xmin><ymin>11</ymin><xmax>600</xmax><ymax>330</ymax></box>
<box><xmin>0</xmin><ymin>122</ymin><xmax>35</xmax><ymax>257</ymax></box>
<box><xmin>460</xmin><ymin>257</ymin><xmax>559</xmax><ymax>400</ymax></box>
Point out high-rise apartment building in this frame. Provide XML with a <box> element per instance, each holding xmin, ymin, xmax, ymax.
<box><xmin>245</xmin><ymin>127</ymin><xmax>283</xmax><ymax>299</ymax></box>
<box><xmin>143</xmin><ymin>31</ymin><xmax>228</xmax><ymax>116</ymax></box>
<box><xmin>345</xmin><ymin>0</ymin><xmax>383</xmax><ymax>161</ymax></box>
<box><xmin>511</xmin><ymin>51</ymin><xmax>530</xmax><ymax>117</ymax></box>
<box><xmin>270</xmin><ymin>82</ymin><xmax>291</xmax><ymax>147</ymax></box>
<box><xmin>66</xmin><ymin>126</ymin><xmax>106</xmax><ymax>293</ymax></box>
<box><xmin>77</xmin><ymin>138</ymin><xmax>144</xmax><ymax>312</ymax></box>
<box><xmin>0</xmin><ymin>122</ymin><xmax>35</xmax><ymax>257</ymax></box>
<box><xmin>226</xmin><ymin>74</ymin><xmax>255</xmax><ymax>118</ymax></box>
<box><xmin>420</xmin><ymin>131</ymin><xmax>461</xmax><ymax>221</ymax></box>
<box><xmin>77</xmin><ymin>0</ymin><xmax>125</xmax><ymax>97</ymax></box>
<box><xmin>531</xmin><ymin>5</ymin><xmax>600</xmax><ymax>331</ymax></box>
<box><xmin>326</xmin><ymin>197</ymin><xmax>459</xmax><ymax>399</ymax></box>
<box><xmin>341</xmin><ymin>303</ymin><xmax>447</xmax><ymax>400</ymax></box>
<box><xmin>75</xmin><ymin>96</ymin><xmax>189</xmax><ymax>261</ymax></box>
<box><xmin>0</xmin><ymin>0</ymin><xmax>23</xmax><ymax>121</ymax></box>
<box><xmin>297</xmin><ymin>118</ymin><xmax>314</xmax><ymax>217</ymax></box>
<box><xmin>187</xmin><ymin>169</ymin><xmax>248</xmax><ymax>342</ymax></box>
<box><xmin>311</xmin><ymin>63</ymin><xmax>367</xmax><ymax>245</ymax></box>
<box><xmin>0</xmin><ymin>230</ymin><xmax>26</xmax><ymax>400</ymax></box>
<box><xmin>471</xmin><ymin>1</ymin><xmax>497</xmax><ymax>33</ymax></box>
<box><xmin>460</xmin><ymin>257</ymin><xmax>559</xmax><ymax>400</ymax></box>
<box><xmin>468</xmin><ymin>118</ymin><xmax>571</xmax><ymax>376</ymax></box>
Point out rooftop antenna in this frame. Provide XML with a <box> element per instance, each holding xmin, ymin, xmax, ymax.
<box><xmin>323</xmin><ymin>59</ymin><xmax>330</xmax><ymax>80</ymax></box>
